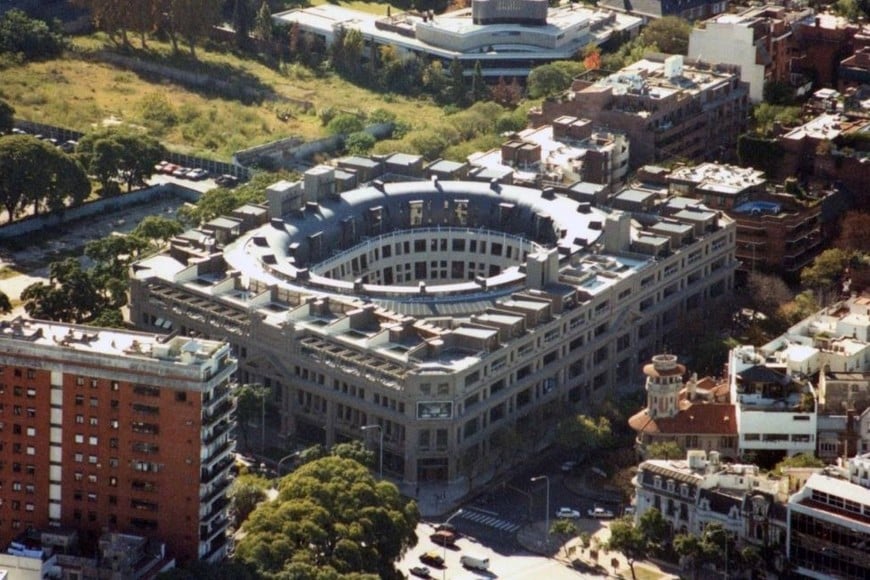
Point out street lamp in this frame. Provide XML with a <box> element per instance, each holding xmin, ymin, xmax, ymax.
<box><xmin>361</xmin><ymin>424</ymin><xmax>383</xmax><ymax>478</ymax></box>
<box><xmin>530</xmin><ymin>475</ymin><xmax>550</xmax><ymax>544</ymax></box>
<box><xmin>441</xmin><ymin>509</ymin><xmax>463</xmax><ymax>580</ymax></box>
<box><xmin>276</xmin><ymin>451</ymin><xmax>300</xmax><ymax>477</ymax></box>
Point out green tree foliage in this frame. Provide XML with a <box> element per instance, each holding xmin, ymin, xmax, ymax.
<box><xmin>254</xmin><ymin>1</ymin><xmax>273</xmax><ymax>42</ymax></box>
<box><xmin>0</xmin><ymin>100</ymin><xmax>13</xmax><ymax>134</ymax></box>
<box><xmin>229</xmin><ymin>473</ymin><xmax>270</xmax><ymax>527</ymax></box>
<box><xmin>752</xmin><ymin>103</ymin><xmax>803</xmax><ymax>136</ymax></box>
<box><xmin>0</xmin><ymin>135</ymin><xmax>89</xmax><ymax>222</ymax></box>
<box><xmin>331</xmin><ymin>439</ymin><xmax>375</xmax><ymax>468</ymax></box>
<box><xmin>21</xmin><ymin>259</ymin><xmax>103</xmax><ymax>323</ymax></box>
<box><xmin>674</xmin><ymin>522</ymin><xmax>733</xmax><ymax>579</ymax></box>
<box><xmin>526</xmin><ymin>61</ymin><xmax>585</xmax><ymax>99</ymax></box>
<box><xmin>551</xmin><ymin>519</ymin><xmax>578</xmax><ymax>557</ymax></box>
<box><xmin>85</xmin><ymin>235</ymin><xmax>146</xmax><ymax>309</ymax></box>
<box><xmin>0</xmin><ymin>9</ymin><xmax>66</xmax><ymax>60</ymax></box>
<box><xmin>736</xmin><ymin>134</ymin><xmax>783</xmax><ymax>176</ymax></box>
<box><xmin>177</xmin><ymin>172</ymin><xmax>287</xmax><ymax>226</ymax></box>
<box><xmin>131</xmin><ymin>215</ymin><xmax>185</xmax><ymax>251</ymax></box>
<box><xmin>235</xmin><ymin>456</ymin><xmax>419</xmax><ymax>579</ymax></box>
<box><xmin>470</xmin><ymin>60</ymin><xmax>488</xmax><ymax>102</ymax></box>
<box><xmin>555</xmin><ymin>414</ymin><xmax>612</xmax><ymax>453</ymax></box>
<box><xmin>763</xmin><ymin>80</ymin><xmax>796</xmax><ymax>105</ymax></box>
<box><xmin>606</xmin><ymin>517</ymin><xmax>648</xmax><ymax>580</ymax></box>
<box><xmin>0</xmin><ymin>291</ymin><xmax>11</xmax><ymax>314</ymax></box>
<box><xmin>836</xmin><ymin>211</ymin><xmax>870</xmax><ymax>253</ymax></box>
<box><xmin>638</xmin><ymin>16</ymin><xmax>691</xmax><ymax>54</ymax></box>
<box><xmin>449</xmin><ymin>57</ymin><xmax>466</xmax><ymax>105</ymax></box>
<box><xmin>773</xmin><ymin>452</ymin><xmax>825</xmax><ymax>474</ymax></box>
<box><xmin>234</xmin><ymin>383</ymin><xmax>270</xmax><ymax>450</ymax></box>
<box><xmin>346</xmin><ymin>130</ymin><xmax>376</xmax><ymax>154</ymax></box>
<box><xmin>645</xmin><ymin>441</ymin><xmax>684</xmax><ymax>460</ymax></box>
<box><xmin>298</xmin><ymin>443</ymin><xmax>328</xmax><ymax>465</ymax></box>
<box><xmin>801</xmin><ymin>248</ymin><xmax>852</xmax><ymax>303</ymax></box>
<box><xmin>327</xmin><ymin>113</ymin><xmax>366</xmax><ymax>135</ymax></box>
<box><xmin>76</xmin><ymin>129</ymin><xmax>166</xmax><ymax>193</ymax></box>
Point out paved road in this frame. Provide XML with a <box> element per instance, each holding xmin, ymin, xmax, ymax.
<box><xmin>400</xmin><ymin>521</ymin><xmax>602</xmax><ymax>580</ymax></box>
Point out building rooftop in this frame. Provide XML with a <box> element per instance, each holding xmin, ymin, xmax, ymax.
<box><xmin>668</xmin><ymin>162</ymin><xmax>766</xmax><ymax>195</ymax></box>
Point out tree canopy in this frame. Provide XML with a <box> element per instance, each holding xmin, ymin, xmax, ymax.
<box><xmin>526</xmin><ymin>61</ymin><xmax>585</xmax><ymax>99</ymax></box>
<box><xmin>0</xmin><ymin>135</ymin><xmax>90</xmax><ymax>222</ymax></box>
<box><xmin>801</xmin><ymin>248</ymin><xmax>852</xmax><ymax>304</ymax></box>
<box><xmin>0</xmin><ymin>100</ymin><xmax>13</xmax><ymax>135</ymax></box>
<box><xmin>555</xmin><ymin>414</ymin><xmax>613</xmax><ymax>453</ymax></box>
<box><xmin>235</xmin><ymin>456</ymin><xmax>419</xmax><ymax>579</ymax></box>
<box><xmin>645</xmin><ymin>441</ymin><xmax>684</xmax><ymax>460</ymax></box>
<box><xmin>76</xmin><ymin>128</ymin><xmax>166</xmax><ymax>194</ymax></box>
<box><xmin>773</xmin><ymin>452</ymin><xmax>825</xmax><ymax>474</ymax></box>
<box><xmin>0</xmin><ymin>9</ymin><xmax>66</xmax><ymax>60</ymax></box>
<box><xmin>0</xmin><ymin>291</ymin><xmax>11</xmax><ymax>314</ymax></box>
<box><xmin>228</xmin><ymin>472</ymin><xmax>270</xmax><ymax>528</ymax></box>
<box><xmin>638</xmin><ymin>17</ymin><xmax>691</xmax><ymax>55</ymax></box>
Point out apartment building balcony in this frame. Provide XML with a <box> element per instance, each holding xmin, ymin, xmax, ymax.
<box><xmin>200</xmin><ymin>476</ymin><xmax>232</xmax><ymax>506</ymax></box>
<box><xmin>203</xmin><ymin>399</ymin><xmax>233</xmax><ymax>428</ymax></box>
<box><xmin>201</xmin><ymin>455</ymin><xmax>234</xmax><ymax>484</ymax></box>
<box><xmin>202</xmin><ymin>437</ymin><xmax>234</xmax><ymax>469</ymax></box>
<box><xmin>203</xmin><ymin>383</ymin><xmax>232</xmax><ymax>415</ymax></box>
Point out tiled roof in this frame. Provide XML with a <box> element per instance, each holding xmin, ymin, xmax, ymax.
<box><xmin>629</xmin><ymin>403</ymin><xmax>736</xmax><ymax>435</ymax></box>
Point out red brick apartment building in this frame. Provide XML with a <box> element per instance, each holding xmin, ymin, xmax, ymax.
<box><xmin>0</xmin><ymin>318</ymin><xmax>236</xmax><ymax>563</ymax></box>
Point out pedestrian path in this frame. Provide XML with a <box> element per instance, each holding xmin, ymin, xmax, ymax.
<box><xmin>458</xmin><ymin>508</ymin><xmax>521</xmax><ymax>533</ymax></box>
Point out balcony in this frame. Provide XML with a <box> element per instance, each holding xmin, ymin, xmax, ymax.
<box><xmin>202</xmin><ymin>399</ymin><xmax>233</xmax><ymax>427</ymax></box>
<box><xmin>201</xmin><ymin>455</ymin><xmax>233</xmax><ymax>484</ymax></box>
<box><xmin>201</xmin><ymin>476</ymin><xmax>232</xmax><ymax>505</ymax></box>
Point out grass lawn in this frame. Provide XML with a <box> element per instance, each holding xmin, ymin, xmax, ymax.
<box><xmin>0</xmin><ymin>33</ymin><xmax>445</xmax><ymax>159</ymax></box>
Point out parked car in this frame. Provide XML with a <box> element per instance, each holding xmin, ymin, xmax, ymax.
<box><xmin>624</xmin><ymin>506</ymin><xmax>636</xmax><ymax>516</ymax></box>
<box><xmin>419</xmin><ymin>551</ymin><xmax>444</xmax><ymax>567</ymax></box>
<box><xmin>587</xmin><ymin>507</ymin><xmax>615</xmax><ymax>519</ymax></box>
<box><xmin>215</xmin><ymin>174</ymin><xmax>239</xmax><ymax>187</ymax></box>
<box><xmin>555</xmin><ymin>507</ymin><xmax>581</xmax><ymax>519</ymax></box>
<box><xmin>172</xmin><ymin>166</ymin><xmax>191</xmax><ymax>178</ymax></box>
<box><xmin>429</xmin><ymin>530</ymin><xmax>457</xmax><ymax>547</ymax></box>
<box><xmin>409</xmin><ymin>565</ymin><xmax>431</xmax><ymax>578</ymax></box>
<box><xmin>561</xmin><ymin>460</ymin><xmax>577</xmax><ymax>473</ymax></box>
<box><xmin>161</xmin><ymin>163</ymin><xmax>179</xmax><ymax>175</ymax></box>
<box><xmin>187</xmin><ymin>167</ymin><xmax>209</xmax><ymax>180</ymax></box>
<box><xmin>435</xmin><ymin>522</ymin><xmax>460</xmax><ymax>536</ymax></box>
<box><xmin>60</xmin><ymin>140</ymin><xmax>77</xmax><ymax>152</ymax></box>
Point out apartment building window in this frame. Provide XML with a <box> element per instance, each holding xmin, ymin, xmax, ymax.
<box><xmin>111</xmin><ymin>381</ymin><xmax>119</xmax><ymax>391</ymax></box>
<box><xmin>89</xmin><ymin>417</ymin><xmax>98</xmax><ymax>426</ymax></box>
<box><xmin>89</xmin><ymin>397</ymin><xmax>98</xmax><ymax>408</ymax></box>
<box><xmin>26</xmin><ymin>446</ymin><xmax>34</xmax><ymax>456</ymax></box>
<box><xmin>88</xmin><ymin>436</ymin><xmax>98</xmax><ymax>446</ymax></box>
<box><xmin>25</xmin><ymin>388</ymin><xmax>35</xmax><ymax>398</ymax></box>
<box><xmin>88</xmin><ymin>455</ymin><xmax>98</xmax><ymax>464</ymax></box>
<box><xmin>88</xmin><ymin>474</ymin><xmax>97</xmax><ymax>484</ymax></box>
<box><xmin>133</xmin><ymin>385</ymin><xmax>160</xmax><ymax>398</ymax></box>
<box><xmin>132</xmin><ymin>404</ymin><xmax>159</xmax><ymax>416</ymax></box>
<box><xmin>25</xmin><ymin>427</ymin><xmax>35</xmax><ymax>437</ymax></box>
<box><xmin>75</xmin><ymin>415</ymin><xmax>84</xmax><ymax>424</ymax></box>
<box><xmin>75</xmin><ymin>434</ymin><xmax>84</xmax><ymax>444</ymax></box>
<box><xmin>76</xmin><ymin>377</ymin><xmax>85</xmax><ymax>386</ymax></box>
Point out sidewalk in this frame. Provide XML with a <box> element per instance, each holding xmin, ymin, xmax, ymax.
<box><xmin>517</xmin><ymin>520</ymin><xmax>681</xmax><ymax>579</ymax></box>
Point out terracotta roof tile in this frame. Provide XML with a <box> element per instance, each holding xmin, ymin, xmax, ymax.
<box><xmin>629</xmin><ymin>404</ymin><xmax>737</xmax><ymax>435</ymax></box>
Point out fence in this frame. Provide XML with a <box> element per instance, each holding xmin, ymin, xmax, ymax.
<box><xmin>13</xmin><ymin>121</ymin><xmax>250</xmax><ymax>180</ymax></box>
<box><xmin>0</xmin><ymin>183</ymin><xmax>199</xmax><ymax>240</ymax></box>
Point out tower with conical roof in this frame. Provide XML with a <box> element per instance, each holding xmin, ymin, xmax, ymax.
<box><xmin>644</xmin><ymin>354</ymin><xmax>686</xmax><ymax>418</ymax></box>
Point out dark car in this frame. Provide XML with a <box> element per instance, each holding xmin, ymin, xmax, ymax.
<box><xmin>435</xmin><ymin>523</ymin><xmax>459</xmax><ymax>536</ymax></box>
<box><xmin>215</xmin><ymin>174</ymin><xmax>239</xmax><ymax>188</ymax></box>
<box><xmin>419</xmin><ymin>551</ymin><xmax>444</xmax><ymax>567</ymax></box>
<box><xmin>409</xmin><ymin>565</ymin><xmax>431</xmax><ymax>578</ymax></box>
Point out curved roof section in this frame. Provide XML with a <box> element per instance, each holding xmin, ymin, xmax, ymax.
<box><xmin>224</xmin><ymin>180</ymin><xmax>608</xmax><ymax>311</ymax></box>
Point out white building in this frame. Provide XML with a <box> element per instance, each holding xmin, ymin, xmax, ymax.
<box><xmin>787</xmin><ymin>454</ymin><xmax>870</xmax><ymax>579</ymax></box>
<box><xmin>729</xmin><ymin>346</ymin><xmax>818</xmax><ymax>460</ymax></box>
<box><xmin>273</xmin><ymin>1</ymin><xmax>641</xmax><ymax>80</ymax></box>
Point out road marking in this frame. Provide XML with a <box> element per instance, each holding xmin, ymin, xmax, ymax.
<box><xmin>459</xmin><ymin>509</ymin><xmax>521</xmax><ymax>533</ymax></box>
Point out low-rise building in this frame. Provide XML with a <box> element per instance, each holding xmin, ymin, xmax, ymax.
<box><xmin>787</xmin><ymin>454</ymin><xmax>870</xmax><ymax>579</ymax></box>
<box><xmin>689</xmin><ymin>4</ymin><xmax>812</xmax><ymax>102</ymax></box>
<box><xmin>273</xmin><ymin>1</ymin><xmax>641</xmax><ymax>81</ymax></box>
<box><xmin>531</xmin><ymin>55</ymin><xmax>750</xmax><ymax>167</ymax></box>
<box><xmin>599</xmin><ymin>0</ymin><xmax>728</xmax><ymax>22</ymax></box>
<box><xmin>629</xmin><ymin>354</ymin><xmax>737</xmax><ymax>460</ymax></box>
<box><xmin>467</xmin><ymin>117</ymin><xmax>630</xmax><ymax>188</ymax></box>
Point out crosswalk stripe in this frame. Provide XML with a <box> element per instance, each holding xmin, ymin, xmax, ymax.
<box><xmin>458</xmin><ymin>510</ymin><xmax>520</xmax><ymax>534</ymax></box>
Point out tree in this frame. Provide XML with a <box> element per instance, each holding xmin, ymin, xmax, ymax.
<box><xmin>646</xmin><ymin>441</ymin><xmax>684</xmax><ymax>460</ymax></box>
<box><xmin>801</xmin><ymin>248</ymin><xmax>852</xmax><ymax>304</ymax></box>
<box><xmin>163</xmin><ymin>0</ymin><xmax>222</xmax><ymax>58</ymax></box>
<box><xmin>551</xmin><ymin>518</ymin><xmax>578</xmax><ymax>557</ymax></box>
<box><xmin>345</xmin><ymin>131</ymin><xmax>376</xmax><ymax>155</ymax></box>
<box><xmin>327</xmin><ymin>113</ymin><xmax>366</xmax><ymax>136</ymax></box>
<box><xmin>21</xmin><ymin>259</ymin><xmax>102</xmax><ymax>323</ymax></box>
<box><xmin>0</xmin><ymin>291</ymin><xmax>11</xmax><ymax>314</ymax></box>
<box><xmin>449</xmin><ymin>57</ymin><xmax>466</xmax><ymax>105</ymax></box>
<box><xmin>234</xmin><ymin>383</ymin><xmax>270</xmax><ymax>451</ymax></box>
<box><xmin>156</xmin><ymin>560</ymin><xmax>258</xmax><ymax>580</ymax></box>
<box><xmin>555</xmin><ymin>414</ymin><xmax>612</xmax><ymax>454</ymax></box>
<box><xmin>747</xmin><ymin>272</ymin><xmax>793</xmax><ymax>315</ymax></box>
<box><xmin>331</xmin><ymin>439</ymin><xmax>375</xmax><ymax>468</ymax></box>
<box><xmin>836</xmin><ymin>211</ymin><xmax>870</xmax><ymax>253</ymax></box>
<box><xmin>773</xmin><ymin>452</ymin><xmax>825</xmax><ymax>474</ymax></box>
<box><xmin>0</xmin><ymin>9</ymin><xmax>66</xmax><ymax>60</ymax></box>
<box><xmin>235</xmin><ymin>456</ymin><xmax>419</xmax><ymax>579</ymax></box>
<box><xmin>675</xmin><ymin>522</ymin><xmax>730</xmax><ymax>579</ymax></box>
<box><xmin>606</xmin><ymin>517</ymin><xmax>648</xmax><ymax>580</ymax></box>
<box><xmin>232</xmin><ymin>0</ymin><xmax>254</xmax><ymax>48</ymax></box>
<box><xmin>582</xmin><ymin>43</ymin><xmax>601</xmax><ymax>70</ymax></box>
<box><xmin>297</xmin><ymin>443</ymin><xmax>328</xmax><ymax>465</ymax></box>
<box><xmin>228</xmin><ymin>473</ymin><xmax>269</xmax><ymax>527</ymax></box>
<box><xmin>0</xmin><ymin>100</ymin><xmax>13</xmax><ymax>135</ymax></box>
<box><xmin>638</xmin><ymin>16</ymin><xmax>691</xmax><ymax>55</ymax></box>
<box><xmin>526</xmin><ymin>61</ymin><xmax>584</xmax><ymax>99</ymax></box>
<box><xmin>470</xmin><ymin>60</ymin><xmax>488</xmax><ymax>102</ymax></box>
<box><xmin>254</xmin><ymin>1</ymin><xmax>272</xmax><ymax>42</ymax></box>
<box><xmin>77</xmin><ymin>129</ymin><xmax>166</xmax><ymax>193</ymax></box>
<box><xmin>637</xmin><ymin>508</ymin><xmax>669</xmax><ymax>557</ymax></box>
<box><xmin>131</xmin><ymin>215</ymin><xmax>184</xmax><ymax>251</ymax></box>
<box><xmin>0</xmin><ymin>135</ymin><xmax>89</xmax><ymax>222</ymax></box>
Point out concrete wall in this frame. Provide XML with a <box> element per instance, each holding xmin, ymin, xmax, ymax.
<box><xmin>0</xmin><ymin>184</ymin><xmax>199</xmax><ymax>240</ymax></box>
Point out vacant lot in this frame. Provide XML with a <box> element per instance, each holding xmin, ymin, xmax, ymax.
<box><xmin>1</xmin><ymin>30</ymin><xmax>444</xmax><ymax>159</ymax></box>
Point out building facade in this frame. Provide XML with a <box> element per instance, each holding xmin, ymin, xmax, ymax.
<box><xmin>787</xmin><ymin>454</ymin><xmax>870</xmax><ymax>579</ymax></box>
<box><xmin>273</xmin><ymin>1</ymin><xmax>641</xmax><ymax>81</ymax></box>
<box><xmin>0</xmin><ymin>319</ymin><xmax>236</xmax><ymax>563</ymax></box>
<box><xmin>129</xmin><ymin>170</ymin><xmax>737</xmax><ymax>491</ymax></box>
<box><xmin>531</xmin><ymin>55</ymin><xmax>750</xmax><ymax>167</ymax></box>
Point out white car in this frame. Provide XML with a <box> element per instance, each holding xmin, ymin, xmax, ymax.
<box><xmin>587</xmin><ymin>507</ymin><xmax>615</xmax><ymax>519</ymax></box>
<box><xmin>561</xmin><ymin>460</ymin><xmax>577</xmax><ymax>473</ymax></box>
<box><xmin>555</xmin><ymin>507</ymin><xmax>581</xmax><ymax>519</ymax></box>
